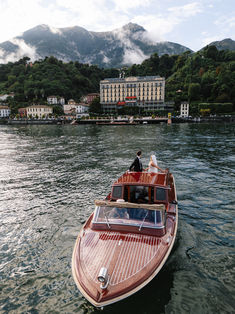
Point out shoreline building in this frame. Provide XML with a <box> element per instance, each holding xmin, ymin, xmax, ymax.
<box><xmin>26</xmin><ymin>105</ymin><xmax>53</xmax><ymax>118</ymax></box>
<box><xmin>87</xmin><ymin>93</ymin><xmax>100</xmax><ymax>104</ymax></box>
<box><xmin>180</xmin><ymin>102</ymin><xmax>189</xmax><ymax>117</ymax></box>
<box><xmin>100</xmin><ymin>76</ymin><xmax>165</xmax><ymax>113</ymax></box>
<box><xmin>47</xmin><ymin>96</ymin><xmax>65</xmax><ymax>105</ymax></box>
<box><xmin>76</xmin><ymin>103</ymin><xmax>89</xmax><ymax>118</ymax></box>
<box><xmin>0</xmin><ymin>105</ymin><xmax>11</xmax><ymax>118</ymax></box>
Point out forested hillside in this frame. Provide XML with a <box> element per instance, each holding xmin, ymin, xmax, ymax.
<box><xmin>126</xmin><ymin>45</ymin><xmax>235</xmax><ymax>104</ymax></box>
<box><xmin>0</xmin><ymin>56</ymin><xmax>118</xmax><ymax>101</ymax></box>
<box><xmin>0</xmin><ymin>45</ymin><xmax>234</xmax><ymax>114</ymax></box>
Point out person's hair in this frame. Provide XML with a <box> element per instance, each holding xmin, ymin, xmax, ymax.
<box><xmin>137</xmin><ymin>150</ymin><xmax>142</xmax><ymax>156</ymax></box>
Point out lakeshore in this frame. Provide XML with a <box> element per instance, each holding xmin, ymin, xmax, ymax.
<box><xmin>3</xmin><ymin>115</ymin><xmax>235</xmax><ymax>125</ymax></box>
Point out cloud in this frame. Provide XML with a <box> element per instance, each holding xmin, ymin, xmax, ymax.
<box><xmin>201</xmin><ymin>11</ymin><xmax>235</xmax><ymax>47</ymax></box>
<box><xmin>48</xmin><ymin>26</ymin><xmax>62</xmax><ymax>35</ymax></box>
<box><xmin>215</xmin><ymin>15</ymin><xmax>235</xmax><ymax>29</ymax></box>
<box><xmin>112</xmin><ymin>0</ymin><xmax>151</xmax><ymax>13</ymax></box>
<box><xmin>0</xmin><ymin>0</ymin><xmax>233</xmax><ymax>54</ymax></box>
<box><xmin>168</xmin><ymin>2</ymin><xmax>202</xmax><ymax>18</ymax></box>
<box><xmin>55</xmin><ymin>0</ymin><xmax>110</xmax><ymax>30</ymax></box>
<box><xmin>0</xmin><ymin>39</ymin><xmax>38</xmax><ymax>63</ymax></box>
<box><xmin>0</xmin><ymin>48</ymin><xmax>4</xmax><ymax>58</ymax></box>
<box><xmin>0</xmin><ymin>0</ymin><xmax>154</xmax><ymax>43</ymax></box>
<box><xmin>113</xmin><ymin>25</ymin><xmax>149</xmax><ymax>64</ymax></box>
<box><xmin>123</xmin><ymin>48</ymin><xmax>149</xmax><ymax>65</ymax></box>
<box><xmin>103</xmin><ymin>55</ymin><xmax>110</xmax><ymax>64</ymax></box>
<box><xmin>132</xmin><ymin>2</ymin><xmax>203</xmax><ymax>43</ymax></box>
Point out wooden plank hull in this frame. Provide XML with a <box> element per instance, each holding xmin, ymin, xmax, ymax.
<box><xmin>72</xmin><ymin>173</ymin><xmax>178</xmax><ymax>307</ymax></box>
<box><xmin>72</xmin><ymin>212</ymin><xmax>177</xmax><ymax>306</ymax></box>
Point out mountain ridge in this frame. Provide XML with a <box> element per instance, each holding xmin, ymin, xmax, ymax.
<box><xmin>208</xmin><ymin>38</ymin><xmax>235</xmax><ymax>51</ymax></box>
<box><xmin>0</xmin><ymin>23</ymin><xmax>234</xmax><ymax>67</ymax></box>
<box><xmin>0</xmin><ymin>23</ymin><xmax>192</xmax><ymax>67</ymax></box>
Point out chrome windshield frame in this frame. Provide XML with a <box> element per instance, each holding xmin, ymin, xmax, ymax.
<box><xmin>92</xmin><ymin>204</ymin><xmax>165</xmax><ymax>229</ymax></box>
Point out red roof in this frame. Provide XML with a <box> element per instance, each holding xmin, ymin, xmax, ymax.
<box><xmin>113</xmin><ymin>172</ymin><xmax>167</xmax><ymax>186</ymax></box>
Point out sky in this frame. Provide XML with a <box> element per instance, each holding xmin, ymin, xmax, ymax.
<box><xmin>0</xmin><ymin>0</ymin><xmax>234</xmax><ymax>51</ymax></box>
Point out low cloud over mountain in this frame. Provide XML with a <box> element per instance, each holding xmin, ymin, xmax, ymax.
<box><xmin>0</xmin><ymin>23</ymin><xmax>234</xmax><ymax>67</ymax></box>
<box><xmin>0</xmin><ymin>23</ymin><xmax>193</xmax><ymax>67</ymax></box>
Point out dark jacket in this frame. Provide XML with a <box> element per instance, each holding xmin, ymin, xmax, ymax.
<box><xmin>129</xmin><ymin>156</ymin><xmax>143</xmax><ymax>172</ymax></box>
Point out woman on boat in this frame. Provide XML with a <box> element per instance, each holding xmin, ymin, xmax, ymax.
<box><xmin>145</xmin><ymin>155</ymin><xmax>165</xmax><ymax>173</ymax></box>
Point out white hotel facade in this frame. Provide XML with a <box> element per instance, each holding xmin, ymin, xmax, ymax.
<box><xmin>100</xmin><ymin>76</ymin><xmax>166</xmax><ymax>113</ymax></box>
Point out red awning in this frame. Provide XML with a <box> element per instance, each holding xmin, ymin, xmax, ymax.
<box><xmin>117</xmin><ymin>101</ymin><xmax>126</xmax><ymax>106</ymax></box>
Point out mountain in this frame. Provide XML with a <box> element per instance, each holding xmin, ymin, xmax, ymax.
<box><xmin>208</xmin><ymin>38</ymin><xmax>235</xmax><ymax>51</ymax></box>
<box><xmin>0</xmin><ymin>23</ymin><xmax>192</xmax><ymax>67</ymax></box>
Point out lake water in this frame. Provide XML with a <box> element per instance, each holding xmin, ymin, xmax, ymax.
<box><xmin>0</xmin><ymin>123</ymin><xmax>234</xmax><ymax>314</ymax></box>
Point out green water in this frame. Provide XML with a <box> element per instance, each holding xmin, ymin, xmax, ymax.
<box><xmin>0</xmin><ymin>123</ymin><xmax>234</xmax><ymax>313</ymax></box>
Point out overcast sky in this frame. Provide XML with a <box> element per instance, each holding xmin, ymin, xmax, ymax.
<box><xmin>1</xmin><ymin>0</ymin><xmax>234</xmax><ymax>51</ymax></box>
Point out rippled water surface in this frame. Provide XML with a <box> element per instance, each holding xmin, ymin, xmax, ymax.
<box><xmin>0</xmin><ymin>123</ymin><xmax>234</xmax><ymax>314</ymax></box>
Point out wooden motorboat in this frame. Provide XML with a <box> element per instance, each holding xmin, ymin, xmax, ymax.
<box><xmin>72</xmin><ymin>170</ymin><xmax>178</xmax><ymax>307</ymax></box>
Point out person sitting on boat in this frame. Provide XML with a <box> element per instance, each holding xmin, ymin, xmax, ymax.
<box><xmin>134</xmin><ymin>186</ymin><xmax>149</xmax><ymax>203</ymax></box>
<box><xmin>109</xmin><ymin>207</ymin><xmax>129</xmax><ymax>219</ymax></box>
<box><xmin>129</xmin><ymin>150</ymin><xmax>143</xmax><ymax>172</ymax></box>
<box><xmin>145</xmin><ymin>155</ymin><xmax>165</xmax><ymax>173</ymax></box>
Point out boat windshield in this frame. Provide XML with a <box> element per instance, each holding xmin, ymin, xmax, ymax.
<box><xmin>93</xmin><ymin>205</ymin><xmax>164</xmax><ymax>228</ymax></box>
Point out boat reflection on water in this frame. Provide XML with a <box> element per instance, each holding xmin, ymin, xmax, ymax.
<box><xmin>72</xmin><ymin>170</ymin><xmax>178</xmax><ymax>307</ymax></box>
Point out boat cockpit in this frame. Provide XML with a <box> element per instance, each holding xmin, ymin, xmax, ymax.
<box><xmin>111</xmin><ymin>184</ymin><xmax>168</xmax><ymax>204</ymax></box>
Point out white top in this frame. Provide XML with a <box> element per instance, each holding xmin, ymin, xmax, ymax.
<box><xmin>148</xmin><ymin>155</ymin><xmax>158</xmax><ymax>173</ymax></box>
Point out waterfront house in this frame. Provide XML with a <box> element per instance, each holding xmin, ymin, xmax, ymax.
<box><xmin>87</xmin><ymin>93</ymin><xmax>100</xmax><ymax>104</ymax></box>
<box><xmin>180</xmin><ymin>102</ymin><xmax>189</xmax><ymax>117</ymax></box>
<box><xmin>0</xmin><ymin>105</ymin><xmax>11</xmax><ymax>118</ymax></box>
<box><xmin>58</xmin><ymin>97</ymin><xmax>65</xmax><ymax>105</ymax></box>
<box><xmin>47</xmin><ymin>96</ymin><xmax>58</xmax><ymax>105</ymax></box>
<box><xmin>63</xmin><ymin>103</ymin><xmax>77</xmax><ymax>115</ymax></box>
<box><xmin>80</xmin><ymin>93</ymin><xmax>100</xmax><ymax>105</ymax></box>
<box><xmin>68</xmin><ymin>99</ymin><xmax>76</xmax><ymax>105</ymax></box>
<box><xmin>26</xmin><ymin>105</ymin><xmax>53</xmax><ymax>118</ymax></box>
<box><xmin>47</xmin><ymin>96</ymin><xmax>65</xmax><ymax>105</ymax></box>
<box><xmin>75</xmin><ymin>103</ymin><xmax>89</xmax><ymax>118</ymax></box>
<box><xmin>76</xmin><ymin>103</ymin><xmax>89</xmax><ymax>114</ymax></box>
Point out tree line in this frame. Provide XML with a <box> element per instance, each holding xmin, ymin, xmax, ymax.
<box><xmin>0</xmin><ymin>45</ymin><xmax>234</xmax><ymax>115</ymax></box>
<box><xmin>126</xmin><ymin>45</ymin><xmax>235</xmax><ymax>106</ymax></box>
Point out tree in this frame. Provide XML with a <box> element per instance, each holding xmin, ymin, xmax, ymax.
<box><xmin>204</xmin><ymin>45</ymin><xmax>218</xmax><ymax>60</ymax></box>
<box><xmin>188</xmin><ymin>83</ymin><xmax>201</xmax><ymax>101</ymax></box>
<box><xmin>89</xmin><ymin>97</ymin><xmax>102</xmax><ymax>114</ymax></box>
<box><xmin>53</xmin><ymin>105</ymin><xmax>63</xmax><ymax>115</ymax></box>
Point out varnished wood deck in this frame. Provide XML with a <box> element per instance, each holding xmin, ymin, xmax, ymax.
<box><xmin>72</xmin><ymin>173</ymin><xmax>178</xmax><ymax>307</ymax></box>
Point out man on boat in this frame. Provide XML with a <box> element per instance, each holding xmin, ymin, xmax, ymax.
<box><xmin>129</xmin><ymin>150</ymin><xmax>143</xmax><ymax>172</ymax></box>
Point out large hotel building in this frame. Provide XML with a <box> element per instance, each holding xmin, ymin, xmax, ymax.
<box><xmin>100</xmin><ymin>76</ymin><xmax>166</xmax><ymax>113</ymax></box>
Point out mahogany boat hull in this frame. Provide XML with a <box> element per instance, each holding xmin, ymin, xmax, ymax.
<box><xmin>72</xmin><ymin>173</ymin><xmax>178</xmax><ymax>307</ymax></box>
